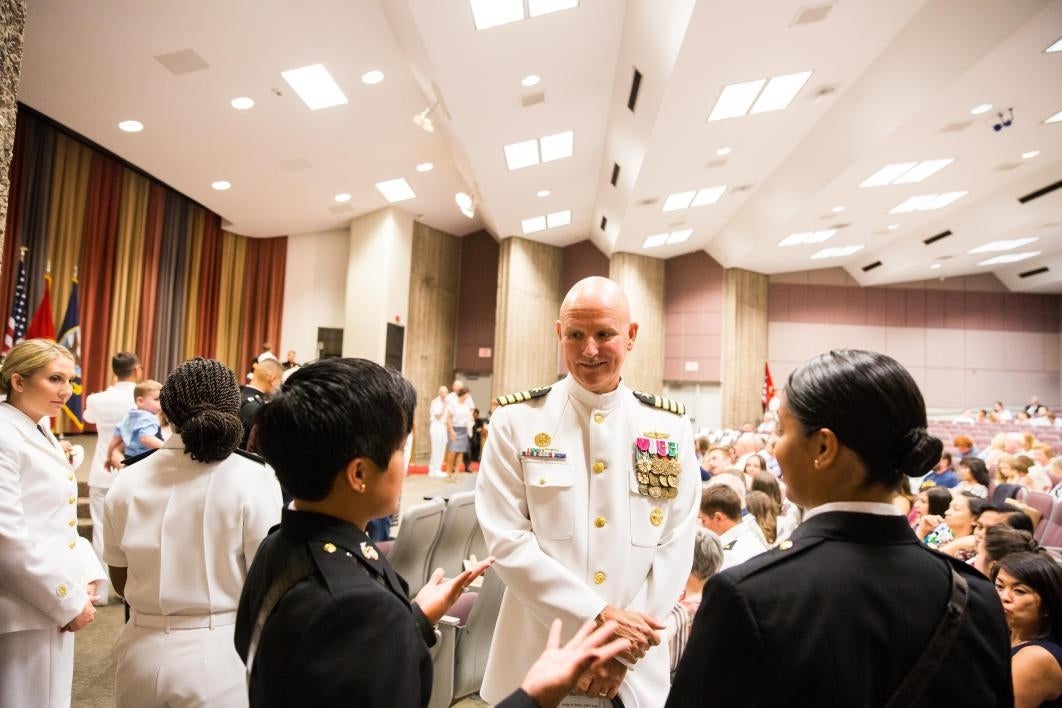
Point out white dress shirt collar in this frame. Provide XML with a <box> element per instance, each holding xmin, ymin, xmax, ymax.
<box><xmin>804</xmin><ymin>500</ymin><xmax>902</xmax><ymax>521</ymax></box>
<box><xmin>563</xmin><ymin>374</ymin><xmax>627</xmax><ymax>411</ymax></box>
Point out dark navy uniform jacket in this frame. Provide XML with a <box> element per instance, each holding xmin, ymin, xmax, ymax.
<box><xmin>234</xmin><ymin>508</ymin><xmax>538</xmax><ymax>708</ymax></box>
<box><xmin>667</xmin><ymin>511</ymin><xmax>1013</xmax><ymax>707</ymax></box>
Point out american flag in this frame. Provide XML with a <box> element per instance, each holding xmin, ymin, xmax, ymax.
<box><xmin>2</xmin><ymin>256</ymin><xmax>29</xmax><ymax>357</ymax></box>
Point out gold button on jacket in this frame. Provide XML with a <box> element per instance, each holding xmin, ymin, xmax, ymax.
<box><xmin>593</xmin><ymin>571</ymin><xmax>606</xmax><ymax>585</ymax></box>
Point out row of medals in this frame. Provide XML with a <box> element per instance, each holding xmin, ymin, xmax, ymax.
<box><xmin>635</xmin><ymin>452</ymin><xmax>680</xmax><ymax>499</ymax></box>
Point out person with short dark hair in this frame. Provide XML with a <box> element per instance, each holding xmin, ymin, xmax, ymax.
<box><xmin>669</xmin><ymin>350</ymin><xmax>1012</xmax><ymax>707</ymax></box>
<box><xmin>104</xmin><ymin>358</ymin><xmax>282</xmax><ymax>706</ymax></box>
<box><xmin>921</xmin><ymin>450</ymin><xmax>958</xmax><ymax>490</ymax></box>
<box><xmin>957</xmin><ymin>457</ymin><xmax>990</xmax><ymax>498</ymax></box>
<box><xmin>698</xmin><ymin>486</ymin><xmax>767</xmax><ymax>570</ymax></box>
<box><xmin>234</xmin><ymin>358</ymin><xmax>625</xmax><ymax>707</ymax></box>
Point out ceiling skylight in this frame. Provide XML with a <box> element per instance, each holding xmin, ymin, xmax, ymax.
<box><xmin>504</xmin><ymin>131</ymin><xmax>574</xmax><ymax>170</ymax></box>
<box><xmin>642</xmin><ymin>228</ymin><xmax>694</xmax><ymax>249</ymax></box>
<box><xmin>281</xmin><ymin>64</ymin><xmax>348</xmax><ymax>111</ymax></box>
<box><xmin>662</xmin><ymin>185</ymin><xmax>727</xmax><ymax>212</ymax></box>
<box><xmin>1045</xmin><ymin>36</ymin><xmax>1062</xmax><ymax>53</ymax></box>
<box><xmin>811</xmin><ymin>245</ymin><xmax>863</xmax><ymax>260</ymax></box>
<box><xmin>888</xmin><ymin>191</ymin><xmax>968</xmax><ymax>214</ymax></box>
<box><xmin>666</xmin><ymin>228</ymin><xmax>693</xmax><ymax>244</ymax></box>
<box><xmin>1044</xmin><ymin>109</ymin><xmax>1062</xmax><ymax>125</ymax></box>
<box><xmin>522</xmin><ymin>209</ymin><xmax>571</xmax><ymax>234</ymax></box>
<box><xmin>528</xmin><ymin>0</ymin><xmax>578</xmax><ymax>17</ymax></box>
<box><xmin>521</xmin><ymin>215</ymin><xmax>547</xmax><ymax>234</ymax></box>
<box><xmin>642</xmin><ymin>233</ymin><xmax>668</xmax><ymax>249</ymax></box>
<box><xmin>707</xmin><ymin>71</ymin><xmax>812</xmax><ymax>122</ymax></box>
<box><xmin>375</xmin><ymin>178</ymin><xmax>416</xmax><ymax>203</ymax></box>
<box><xmin>967</xmin><ymin>237</ymin><xmax>1038</xmax><ymax>254</ymax></box>
<box><xmin>978</xmin><ymin>251</ymin><xmax>1041</xmax><ymax>266</ymax></box>
<box><xmin>860</xmin><ymin>159</ymin><xmax>954</xmax><ymax>188</ymax></box>
<box><xmin>470</xmin><ymin>0</ymin><xmax>578</xmax><ymax>30</ymax></box>
<box><xmin>778</xmin><ymin>230</ymin><xmax>836</xmax><ymax>247</ymax></box>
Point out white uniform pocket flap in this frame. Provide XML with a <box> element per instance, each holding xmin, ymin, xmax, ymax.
<box><xmin>521</xmin><ymin>460</ymin><xmax>574</xmax><ymax>488</ymax></box>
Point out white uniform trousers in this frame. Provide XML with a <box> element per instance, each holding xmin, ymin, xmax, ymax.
<box><xmin>115</xmin><ymin>616</ymin><xmax>247</xmax><ymax>708</ymax></box>
<box><xmin>88</xmin><ymin>485</ymin><xmax>111</xmax><ymax>604</ymax></box>
<box><xmin>0</xmin><ymin>628</ymin><xmax>74</xmax><ymax>708</ymax></box>
<box><xmin>428</xmin><ymin>421</ymin><xmax>447</xmax><ymax>474</ymax></box>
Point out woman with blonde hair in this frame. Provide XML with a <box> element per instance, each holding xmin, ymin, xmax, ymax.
<box><xmin>0</xmin><ymin>339</ymin><xmax>105</xmax><ymax>708</ymax></box>
<box><xmin>746</xmin><ymin>490</ymin><xmax>780</xmax><ymax>546</ymax></box>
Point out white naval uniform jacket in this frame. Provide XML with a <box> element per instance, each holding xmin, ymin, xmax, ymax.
<box><xmin>0</xmin><ymin>402</ymin><xmax>105</xmax><ymax>633</ymax></box>
<box><xmin>476</xmin><ymin>376</ymin><xmax>699</xmax><ymax>708</ymax></box>
<box><xmin>82</xmin><ymin>381</ymin><xmax>135</xmax><ymax>490</ymax></box>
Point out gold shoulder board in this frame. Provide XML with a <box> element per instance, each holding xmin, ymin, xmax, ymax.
<box><xmin>494</xmin><ymin>385</ymin><xmax>552</xmax><ymax>407</ymax></box>
<box><xmin>632</xmin><ymin>390</ymin><xmax>686</xmax><ymax>416</ymax></box>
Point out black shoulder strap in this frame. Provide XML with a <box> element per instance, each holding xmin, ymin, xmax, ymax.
<box><xmin>245</xmin><ymin>558</ymin><xmax>315</xmax><ymax>677</ymax></box>
<box><xmin>884</xmin><ymin>566</ymin><xmax>969</xmax><ymax>707</ymax></box>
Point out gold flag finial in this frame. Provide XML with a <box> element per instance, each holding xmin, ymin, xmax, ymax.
<box><xmin>19</xmin><ymin>246</ymin><xmax>28</xmax><ymax>259</ymax></box>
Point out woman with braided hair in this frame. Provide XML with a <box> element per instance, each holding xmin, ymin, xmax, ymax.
<box><xmin>669</xmin><ymin>350</ymin><xmax>1012</xmax><ymax>706</ymax></box>
<box><xmin>103</xmin><ymin>358</ymin><xmax>282</xmax><ymax>707</ymax></box>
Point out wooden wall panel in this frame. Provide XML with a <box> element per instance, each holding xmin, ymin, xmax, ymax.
<box><xmin>721</xmin><ymin>268</ymin><xmax>768</xmax><ymax>427</ymax></box>
<box><xmin>610</xmin><ymin>252</ymin><xmax>664</xmax><ymax>395</ymax></box>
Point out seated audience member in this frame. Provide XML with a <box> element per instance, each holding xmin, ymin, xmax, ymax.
<box><xmin>920</xmin><ymin>451</ymin><xmax>958</xmax><ymax>490</ymax></box>
<box><xmin>1000</xmin><ymin>506</ymin><xmax>1038</xmax><ymax>537</ymax></box>
<box><xmin>103</xmin><ymin>358</ymin><xmax>283</xmax><ymax>707</ymax></box>
<box><xmin>956</xmin><ymin>457</ymin><xmax>990</xmax><ymax>498</ymax></box>
<box><xmin>751</xmin><ymin>471</ymin><xmax>799</xmax><ymax>540</ymax></box>
<box><xmin>756</xmin><ymin>411</ymin><xmax>777</xmax><ymax>434</ymax></box>
<box><xmin>666</xmin><ymin>528</ymin><xmax>723</xmax><ymax>681</ymax></box>
<box><xmin>993</xmin><ymin>401</ymin><xmax>1014</xmax><ymax>421</ymax></box>
<box><xmin>746</xmin><ymin>491</ymin><xmax>784</xmax><ymax>546</ymax></box>
<box><xmin>282</xmin><ymin>350</ymin><xmax>299</xmax><ymax>370</ymax></box>
<box><xmin>917</xmin><ymin>491</ymin><xmax>985</xmax><ymax>552</ymax></box>
<box><xmin>965</xmin><ymin>504</ymin><xmax>1013</xmax><ymax>576</ymax></box>
<box><xmin>700</xmin><ymin>444</ymin><xmax>735</xmax><ymax>481</ymax></box>
<box><xmin>893</xmin><ymin>477</ymin><xmax>915</xmax><ymax>516</ymax></box>
<box><xmin>234</xmin><ymin>358</ymin><xmax>626</xmax><ymax>708</ymax></box>
<box><xmin>698</xmin><ymin>486</ymin><xmax>767</xmax><ymax>570</ymax></box>
<box><xmin>993</xmin><ymin>552</ymin><xmax>1062</xmax><ymax>708</ymax></box>
<box><xmin>953</xmin><ymin>434</ymin><xmax>979</xmax><ymax>463</ymax></box>
<box><xmin>997</xmin><ymin>454</ymin><xmax>1026</xmax><ymax>484</ymax></box>
<box><xmin>909</xmin><ymin>486</ymin><xmax>952</xmax><ymax>530</ymax></box>
<box><xmin>667</xmin><ymin>350</ymin><xmax>1011</xmax><ymax>706</ymax></box>
<box><xmin>1049</xmin><ymin>458</ymin><xmax>1062</xmax><ymax>499</ymax></box>
<box><xmin>105</xmin><ymin>379</ymin><xmax>164</xmax><ymax>468</ymax></box>
<box><xmin>982</xmin><ymin>526</ymin><xmax>1042</xmax><ymax>576</ymax></box>
<box><xmin>239</xmin><ymin>358</ymin><xmax>283</xmax><ymax>449</ymax></box>
<box><xmin>742</xmin><ymin>453</ymin><xmax>767</xmax><ymax>488</ymax></box>
<box><xmin>1030</xmin><ymin>443</ymin><xmax>1054</xmax><ymax>469</ymax></box>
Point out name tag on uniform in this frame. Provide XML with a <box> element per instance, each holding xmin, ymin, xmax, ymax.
<box><xmin>633</xmin><ymin>433</ymin><xmax>680</xmax><ymax>499</ymax></box>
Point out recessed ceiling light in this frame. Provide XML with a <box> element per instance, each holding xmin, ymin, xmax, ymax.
<box><xmin>470</xmin><ymin>0</ymin><xmax>524</xmax><ymax>29</ymax></box>
<box><xmin>968</xmin><ymin>237</ymin><xmax>1039</xmax><ymax>254</ymax></box>
<box><xmin>978</xmin><ymin>251</ymin><xmax>1041</xmax><ymax>266</ymax></box>
<box><xmin>334</xmin><ymin>193</ymin><xmax>351</xmax><ymax>203</ymax></box>
<box><xmin>521</xmin><ymin>215</ymin><xmax>547</xmax><ymax>234</ymax></box>
<box><xmin>716</xmin><ymin>146</ymin><xmax>732</xmax><ymax>156</ymax></box>
<box><xmin>831</xmin><ymin>205</ymin><xmax>846</xmax><ymax>213</ymax></box>
<box><xmin>888</xmin><ymin>191</ymin><xmax>968</xmax><ymax>214</ymax></box>
<box><xmin>749</xmin><ymin>71</ymin><xmax>813</xmax><ymax>114</ymax></box>
<box><xmin>374</xmin><ymin>178</ymin><xmax>416</xmax><ymax>203</ymax></box>
<box><xmin>536</xmin><ymin>189</ymin><xmax>550</xmax><ymax>197</ymax></box>
<box><xmin>361</xmin><ymin>70</ymin><xmax>384</xmax><ymax>85</ymax></box>
<box><xmin>778</xmin><ymin>230</ymin><xmax>836</xmax><ymax>247</ymax></box>
<box><xmin>811</xmin><ymin>244</ymin><xmax>863</xmax><ymax>259</ymax></box>
<box><xmin>708</xmin><ymin>79</ymin><xmax>766</xmax><ymax>122</ymax></box>
<box><xmin>546</xmin><ymin>210</ymin><xmax>571</xmax><ymax>228</ymax></box>
<box><xmin>1021</xmin><ymin>150</ymin><xmax>1040</xmax><ymax>160</ymax></box>
<box><xmin>281</xmin><ymin>64</ymin><xmax>348</xmax><ymax>111</ymax></box>
<box><xmin>211</xmin><ymin>180</ymin><xmax>231</xmax><ymax>191</ymax></box>
<box><xmin>460</xmin><ymin>207</ymin><xmax>475</xmax><ymax>219</ymax></box>
<box><xmin>970</xmin><ymin>103</ymin><xmax>993</xmax><ymax>115</ymax></box>
<box><xmin>662</xmin><ymin>191</ymin><xmax>696</xmax><ymax>212</ymax></box>
<box><xmin>1045</xmin><ymin>36</ymin><xmax>1062</xmax><ymax>53</ymax></box>
<box><xmin>230</xmin><ymin>97</ymin><xmax>255</xmax><ymax>110</ymax></box>
<box><xmin>930</xmin><ymin>263</ymin><xmax>942</xmax><ymax>269</ymax></box>
<box><xmin>666</xmin><ymin>228</ymin><xmax>693</xmax><ymax>244</ymax></box>
<box><xmin>522</xmin><ymin>74</ymin><xmax>541</xmax><ymax>87</ymax></box>
<box><xmin>691</xmin><ymin>185</ymin><xmax>727</xmax><ymax>206</ymax></box>
<box><xmin>118</xmin><ymin>120</ymin><xmax>143</xmax><ymax>132</ymax></box>
<box><xmin>643</xmin><ymin>233</ymin><xmax>668</xmax><ymax>249</ymax></box>
<box><xmin>1046</xmin><ymin>110</ymin><xmax>1062</xmax><ymax>125</ymax></box>
<box><xmin>860</xmin><ymin>159</ymin><xmax>954</xmax><ymax>188</ymax></box>
<box><xmin>540</xmin><ymin>130</ymin><xmax>574</xmax><ymax>162</ymax></box>
<box><xmin>887</xmin><ymin>224</ymin><xmax>900</xmax><ymax>231</ymax></box>
<box><xmin>528</xmin><ymin>0</ymin><xmax>578</xmax><ymax>17</ymax></box>
<box><xmin>416</xmin><ymin>162</ymin><xmax>434</xmax><ymax>172</ymax></box>
<box><xmin>504</xmin><ymin>139</ymin><xmax>540</xmax><ymax>170</ymax></box>
<box><xmin>455</xmin><ymin>192</ymin><xmax>473</xmax><ymax>210</ymax></box>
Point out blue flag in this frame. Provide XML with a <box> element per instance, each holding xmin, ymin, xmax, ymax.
<box><xmin>2</xmin><ymin>253</ymin><xmax>28</xmax><ymax>356</ymax></box>
<box><xmin>58</xmin><ymin>277</ymin><xmax>84</xmax><ymax>431</ymax></box>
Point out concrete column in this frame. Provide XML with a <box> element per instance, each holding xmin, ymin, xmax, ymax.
<box><xmin>492</xmin><ymin>237</ymin><xmax>562</xmax><ymax>401</ymax></box>
<box><xmin>0</xmin><ymin>0</ymin><xmax>26</xmax><ymax>275</ymax></box>
<box><xmin>406</xmin><ymin>221</ymin><xmax>461</xmax><ymax>462</ymax></box>
<box><xmin>721</xmin><ymin>267</ymin><xmax>769</xmax><ymax>427</ymax></box>
<box><xmin>343</xmin><ymin>207</ymin><xmax>414</xmax><ymax>363</ymax></box>
<box><xmin>609</xmin><ymin>252</ymin><xmax>664</xmax><ymax>395</ymax></box>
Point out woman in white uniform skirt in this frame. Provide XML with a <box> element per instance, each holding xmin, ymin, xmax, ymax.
<box><xmin>0</xmin><ymin>339</ymin><xmax>105</xmax><ymax>708</ymax></box>
<box><xmin>103</xmin><ymin>358</ymin><xmax>282</xmax><ymax>707</ymax></box>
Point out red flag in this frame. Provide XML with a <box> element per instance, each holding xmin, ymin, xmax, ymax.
<box><xmin>26</xmin><ymin>273</ymin><xmax>56</xmax><ymax>341</ymax></box>
<box><xmin>761</xmin><ymin>361</ymin><xmax>775</xmax><ymax>410</ymax></box>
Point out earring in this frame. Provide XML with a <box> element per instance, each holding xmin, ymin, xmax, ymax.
<box><xmin>814</xmin><ymin>459</ymin><xmax>821</xmax><ymax>468</ymax></box>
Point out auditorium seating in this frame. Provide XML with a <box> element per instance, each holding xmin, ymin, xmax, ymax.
<box><xmin>928</xmin><ymin>420</ymin><xmax>1062</xmax><ymax>453</ymax></box>
<box><xmin>1040</xmin><ymin>499</ymin><xmax>1062</xmax><ymax>549</ymax></box>
<box><xmin>1016</xmin><ymin>489</ymin><xmax>1054</xmax><ymax>541</ymax></box>
<box><xmin>385</xmin><ymin>498</ymin><xmax>446</xmax><ymax>596</ymax></box>
<box><xmin>426</xmin><ymin>491</ymin><xmax>484</xmax><ymax>579</ymax></box>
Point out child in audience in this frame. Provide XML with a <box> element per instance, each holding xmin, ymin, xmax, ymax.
<box><xmin>105</xmin><ymin>380</ymin><xmax>164</xmax><ymax>468</ymax></box>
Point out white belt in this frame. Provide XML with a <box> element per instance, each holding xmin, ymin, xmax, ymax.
<box><xmin>131</xmin><ymin>609</ymin><xmax>237</xmax><ymax>632</ymax></box>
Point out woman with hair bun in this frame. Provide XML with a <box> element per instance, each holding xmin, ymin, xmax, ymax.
<box><xmin>669</xmin><ymin>350</ymin><xmax>1012</xmax><ymax>706</ymax></box>
<box><xmin>103</xmin><ymin>358</ymin><xmax>282</xmax><ymax>707</ymax></box>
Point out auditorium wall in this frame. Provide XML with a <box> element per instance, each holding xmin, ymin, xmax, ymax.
<box><xmin>279</xmin><ymin>228</ymin><xmax>349</xmax><ymax>363</ymax></box>
<box><xmin>768</xmin><ymin>268</ymin><xmax>1062</xmax><ymax>410</ymax></box>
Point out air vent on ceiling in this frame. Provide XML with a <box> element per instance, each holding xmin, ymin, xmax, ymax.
<box><xmin>861</xmin><ymin>261</ymin><xmax>882</xmax><ymax>272</ymax></box>
<box><xmin>329</xmin><ymin>204</ymin><xmax>354</xmax><ymax>215</ymax></box>
<box><xmin>792</xmin><ymin>3</ymin><xmax>834</xmax><ymax>26</ymax></box>
<box><xmin>923</xmin><ymin>230</ymin><xmax>952</xmax><ymax>245</ymax></box>
<box><xmin>936</xmin><ymin>255</ymin><xmax>955</xmax><ymax>260</ymax></box>
<box><xmin>638</xmin><ymin>197</ymin><xmax>659</xmax><ymax>206</ymax></box>
<box><xmin>810</xmin><ymin>85</ymin><xmax>839</xmax><ymax>103</ymax></box>
<box><xmin>731</xmin><ymin>184</ymin><xmax>753</xmax><ymax>193</ymax></box>
<box><xmin>154</xmin><ymin>49</ymin><xmax>209</xmax><ymax>76</ymax></box>
<box><xmin>1019</xmin><ymin>266</ymin><xmax>1049</xmax><ymax>278</ymax></box>
<box><xmin>704</xmin><ymin>158</ymin><xmax>727</xmax><ymax>169</ymax></box>
<box><xmin>598</xmin><ymin>216</ymin><xmax>607</xmax><ymax>231</ymax></box>
<box><xmin>940</xmin><ymin>120</ymin><xmax>974</xmax><ymax>133</ymax></box>
<box><xmin>1019</xmin><ymin>179</ymin><xmax>1062</xmax><ymax>204</ymax></box>
<box><xmin>994</xmin><ymin>162</ymin><xmax>1023</xmax><ymax>172</ymax></box>
<box><xmin>521</xmin><ymin>92</ymin><xmax>545</xmax><ymax>107</ymax></box>
<box><xmin>830</xmin><ymin>222</ymin><xmax>852</xmax><ymax>230</ymax></box>
<box><xmin>627</xmin><ymin>68</ymin><xmax>642</xmax><ymax>112</ymax></box>
<box><xmin>610</xmin><ymin>163</ymin><xmax>620</xmax><ymax>186</ymax></box>
<box><xmin>278</xmin><ymin>157</ymin><xmax>312</xmax><ymax>171</ymax></box>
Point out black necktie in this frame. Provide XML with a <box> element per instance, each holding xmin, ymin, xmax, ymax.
<box><xmin>36</xmin><ymin>424</ymin><xmax>55</xmax><ymax>448</ymax></box>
